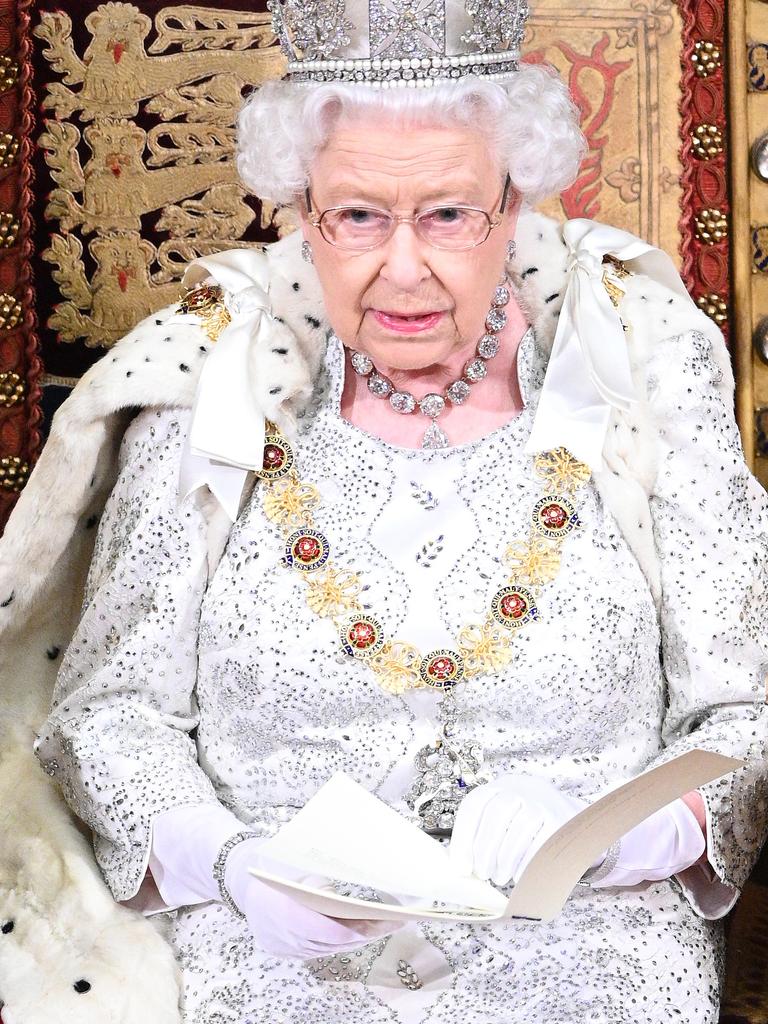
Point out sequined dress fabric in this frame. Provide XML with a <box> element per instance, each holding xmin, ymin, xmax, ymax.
<box><xmin>37</xmin><ymin>327</ymin><xmax>768</xmax><ymax>1023</ymax></box>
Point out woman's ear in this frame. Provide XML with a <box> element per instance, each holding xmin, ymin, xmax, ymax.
<box><xmin>504</xmin><ymin>187</ymin><xmax>522</xmax><ymax>239</ymax></box>
<box><xmin>298</xmin><ymin>186</ymin><xmax>312</xmax><ymax>233</ymax></box>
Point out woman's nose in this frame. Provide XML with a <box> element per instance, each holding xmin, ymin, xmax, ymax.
<box><xmin>378</xmin><ymin>222</ymin><xmax>431</xmax><ymax>291</ymax></box>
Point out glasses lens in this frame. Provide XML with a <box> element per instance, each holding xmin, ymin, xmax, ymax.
<box><xmin>320</xmin><ymin>208</ymin><xmax>392</xmax><ymax>249</ymax></box>
<box><xmin>417</xmin><ymin>208</ymin><xmax>490</xmax><ymax>249</ymax></box>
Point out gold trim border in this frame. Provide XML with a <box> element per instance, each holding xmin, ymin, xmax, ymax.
<box><xmin>727</xmin><ymin>0</ymin><xmax>755</xmax><ymax>469</ymax></box>
<box><xmin>40</xmin><ymin>372</ymin><xmax>79</xmax><ymax>389</ymax></box>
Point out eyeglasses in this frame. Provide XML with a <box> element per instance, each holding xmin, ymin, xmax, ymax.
<box><xmin>304</xmin><ymin>174</ymin><xmax>512</xmax><ymax>252</ymax></box>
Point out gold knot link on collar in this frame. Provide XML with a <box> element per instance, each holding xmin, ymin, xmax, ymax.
<box><xmin>457</xmin><ymin>622</ymin><xmax>514</xmax><ymax>678</ymax></box>
<box><xmin>368</xmin><ymin>641</ymin><xmax>424</xmax><ymax>695</ymax></box>
<box><xmin>503</xmin><ymin>537</ymin><xmax>561</xmax><ymax>587</ymax></box>
<box><xmin>263</xmin><ymin>477</ymin><xmax>320</xmax><ymax>528</ymax></box>
<box><xmin>534</xmin><ymin>447</ymin><xmax>592</xmax><ymax>493</ymax></box>
<box><xmin>305</xmin><ymin>568</ymin><xmax>363</xmax><ymax>618</ymax></box>
<box><xmin>178</xmin><ymin>283</ymin><xmax>232</xmax><ymax>343</ymax></box>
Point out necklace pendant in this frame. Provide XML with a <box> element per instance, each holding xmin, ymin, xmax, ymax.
<box><xmin>422</xmin><ymin>420</ymin><xmax>449</xmax><ymax>450</ymax></box>
<box><xmin>406</xmin><ymin>693</ymin><xmax>490</xmax><ymax>835</ymax></box>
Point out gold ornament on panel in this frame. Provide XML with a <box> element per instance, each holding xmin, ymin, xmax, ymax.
<box><xmin>33</xmin><ymin>3</ymin><xmax>289</xmax><ymax>349</ymax></box>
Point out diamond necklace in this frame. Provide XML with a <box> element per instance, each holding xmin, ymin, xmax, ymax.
<box><xmin>346</xmin><ymin>278</ymin><xmax>511</xmax><ymax>450</ymax></box>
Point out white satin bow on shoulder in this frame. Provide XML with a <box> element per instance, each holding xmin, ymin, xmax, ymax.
<box><xmin>178</xmin><ymin>249</ymin><xmax>275</xmax><ymax>522</ymax></box>
<box><xmin>524</xmin><ymin>219</ymin><xmax>692</xmax><ymax>471</ymax></box>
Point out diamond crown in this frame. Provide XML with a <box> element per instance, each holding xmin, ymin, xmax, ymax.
<box><xmin>269</xmin><ymin>0</ymin><xmax>530</xmax><ymax>87</ymax></box>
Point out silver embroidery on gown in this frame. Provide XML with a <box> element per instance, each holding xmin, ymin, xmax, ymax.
<box><xmin>36</xmin><ymin>327</ymin><xmax>768</xmax><ymax>1023</ymax></box>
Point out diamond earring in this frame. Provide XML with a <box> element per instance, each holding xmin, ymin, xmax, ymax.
<box><xmin>301</xmin><ymin>240</ymin><xmax>314</xmax><ymax>264</ymax></box>
<box><xmin>506</xmin><ymin>239</ymin><xmax>517</xmax><ymax>262</ymax></box>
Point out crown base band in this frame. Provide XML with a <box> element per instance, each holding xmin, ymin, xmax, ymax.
<box><xmin>286</xmin><ymin>58</ymin><xmax>520</xmax><ymax>87</ymax></box>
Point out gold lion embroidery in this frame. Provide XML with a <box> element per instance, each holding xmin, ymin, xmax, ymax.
<box><xmin>34</xmin><ymin>4</ymin><xmax>290</xmax><ymax>349</ymax></box>
<box><xmin>34</xmin><ymin>4</ymin><xmax>283</xmax><ymax>121</ymax></box>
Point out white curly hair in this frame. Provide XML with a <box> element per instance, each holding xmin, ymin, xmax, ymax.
<box><xmin>236</xmin><ymin>64</ymin><xmax>585</xmax><ymax>208</ymax></box>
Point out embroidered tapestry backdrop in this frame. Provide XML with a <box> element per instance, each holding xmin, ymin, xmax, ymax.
<box><xmin>532</xmin><ymin>2</ymin><xmax>685</xmax><ymax>258</ymax></box>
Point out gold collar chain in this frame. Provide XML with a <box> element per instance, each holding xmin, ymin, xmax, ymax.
<box><xmin>255</xmin><ymin>428</ymin><xmax>591</xmax><ymax>695</ymax></box>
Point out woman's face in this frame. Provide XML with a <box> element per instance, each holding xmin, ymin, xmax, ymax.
<box><xmin>301</xmin><ymin>118</ymin><xmax>519</xmax><ymax>372</ymax></box>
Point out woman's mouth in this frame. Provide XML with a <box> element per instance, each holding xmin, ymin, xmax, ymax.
<box><xmin>372</xmin><ymin>310</ymin><xmax>444</xmax><ymax>334</ymax></box>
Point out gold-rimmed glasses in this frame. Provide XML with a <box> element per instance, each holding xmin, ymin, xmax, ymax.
<box><xmin>304</xmin><ymin>174</ymin><xmax>512</xmax><ymax>252</ymax></box>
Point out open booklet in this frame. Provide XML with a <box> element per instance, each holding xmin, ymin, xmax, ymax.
<box><xmin>248</xmin><ymin>750</ymin><xmax>741</xmax><ymax>924</ymax></box>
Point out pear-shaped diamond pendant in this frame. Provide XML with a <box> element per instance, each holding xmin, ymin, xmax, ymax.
<box><xmin>422</xmin><ymin>421</ymin><xmax>449</xmax><ymax>449</ymax></box>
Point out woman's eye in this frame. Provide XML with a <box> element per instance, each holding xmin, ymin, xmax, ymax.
<box><xmin>342</xmin><ymin>208</ymin><xmax>379</xmax><ymax>225</ymax></box>
<box><xmin>431</xmin><ymin>207</ymin><xmax>464</xmax><ymax>223</ymax></box>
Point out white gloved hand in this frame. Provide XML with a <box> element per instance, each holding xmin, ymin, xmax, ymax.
<box><xmin>448</xmin><ymin>775</ymin><xmax>706</xmax><ymax>889</ymax></box>
<box><xmin>449</xmin><ymin>774</ymin><xmax>590</xmax><ymax>886</ymax></box>
<box><xmin>150</xmin><ymin>803</ymin><xmax>398</xmax><ymax>960</ymax></box>
<box><xmin>585</xmin><ymin>798</ymin><xmax>705</xmax><ymax>888</ymax></box>
<box><xmin>224</xmin><ymin>838</ymin><xmax>399</xmax><ymax>960</ymax></box>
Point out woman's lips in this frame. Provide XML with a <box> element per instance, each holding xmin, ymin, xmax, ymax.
<box><xmin>372</xmin><ymin>310</ymin><xmax>444</xmax><ymax>334</ymax></box>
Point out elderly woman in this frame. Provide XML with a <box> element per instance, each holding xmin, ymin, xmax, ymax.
<box><xmin>11</xmin><ymin>1</ymin><xmax>767</xmax><ymax>1021</ymax></box>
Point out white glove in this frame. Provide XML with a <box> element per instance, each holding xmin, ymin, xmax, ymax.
<box><xmin>449</xmin><ymin>773</ymin><xmax>591</xmax><ymax>886</ymax></box>
<box><xmin>449</xmin><ymin>774</ymin><xmax>706</xmax><ymax>889</ymax></box>
<box><xmin>150</xmin><ymin>803</ymin><xmax>398</xmax><ymax>960</ymax></box>
<box><xmin>586</xmin><ymin>798</ymin><xmax>705</xmax><ymax>888</ymax></box>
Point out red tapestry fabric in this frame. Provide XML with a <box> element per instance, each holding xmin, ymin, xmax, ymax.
<box><xmin>678</xmin><ymin>0</ymin><xmax>730</xmax><ymax>342</ymax></box>
<box><xmin>0</xmin><ymin>0</ymin><xmax>41</xmax><ymax>533</ymax></box>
